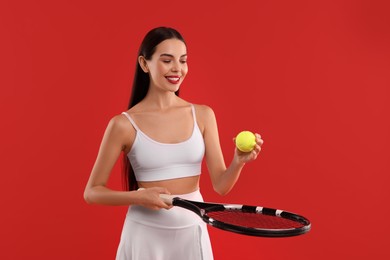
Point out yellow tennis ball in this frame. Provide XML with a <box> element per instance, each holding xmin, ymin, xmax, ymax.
<box><xmin>235</xmin><ymin>131</ymin><xmax>256</xmax><ymax>152</ymax></box>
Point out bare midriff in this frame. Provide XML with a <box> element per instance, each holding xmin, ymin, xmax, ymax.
<box><xmin>138</xmin><ymin>175</ymin><xmax>200</xmax><ymax>195</ymax></box>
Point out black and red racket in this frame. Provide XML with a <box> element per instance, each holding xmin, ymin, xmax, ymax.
<box><xmin>159</xmin><ymin>194</ymin><xmax>311</xmax><ymax>237</ymax></box>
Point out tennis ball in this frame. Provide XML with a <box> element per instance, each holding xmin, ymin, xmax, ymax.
<box><xmin>235</xmin><ymin>131</ymin><xmax>256</xmax><ymax>152</ymax></box>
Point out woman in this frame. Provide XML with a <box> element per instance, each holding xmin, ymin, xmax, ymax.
<box><xmin>84</xmin><ymin>27</ymin><xmax>263</xmax><ymax>260</ymax></box>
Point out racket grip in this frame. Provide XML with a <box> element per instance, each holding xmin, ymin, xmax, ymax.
<box><xmin>159</xmin><ymin>193</ymin><xmax>173</xmax><ymax>205</ymax></box>
<box><xmin>137</xmin><ymin>188</ymin><xmax>173</xmax><ymax>205</ymax></box>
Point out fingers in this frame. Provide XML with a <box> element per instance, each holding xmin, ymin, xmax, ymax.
<box><xmin>157</xmin><ymin>200</ymin><xmax>173</xmax><ymax>210</ymax></box>
<box><xmin>253</xmin><ymin>133</ymin><xmax>263</xmax><ymax>154</ymax></box>
<box><xmin>138</xmin><ymin>187</ymin><xmax>173</xmax><ymax>210</ymax></box>
<box><xmin>155</xmin><ymin>187</ymin><xmax>173</xmax><ymax>208</ymax></box>
<box><xmin>255</xmin><ymin>133</ymin><xmax>264</xmax><ymax>146</ymax></box>
<box><xmin>253</xmin><ymin>134</ymin><xmax>263</xmax><ymax>158</ymax></box>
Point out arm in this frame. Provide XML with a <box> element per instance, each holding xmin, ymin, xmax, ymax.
<box><xmin>83</xmin><ymin>115</ymin><xmax>171</xmax><ymax>209</ymax></box>
<box><xmin>200</xmin><ymin>106</ymin><xmax>263</xmax><ymax>196</ymax></box>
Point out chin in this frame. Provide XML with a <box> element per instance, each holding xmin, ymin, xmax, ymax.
<box><xmin>168</xmin><ymin>84</ymin><xmax>180</xmax><ymax>93</ymax></box>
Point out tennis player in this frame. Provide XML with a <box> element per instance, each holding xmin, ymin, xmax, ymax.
<box><xmin>84</xmin><ymin>27</ymin><xmax>264</xmax><ymax>260</ymax></box>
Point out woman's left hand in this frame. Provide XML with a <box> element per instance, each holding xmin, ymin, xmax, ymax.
<box><xmin>234</xmin><ymin>133</ymin><xmax>264</xmax><ymax>164</ymax></box>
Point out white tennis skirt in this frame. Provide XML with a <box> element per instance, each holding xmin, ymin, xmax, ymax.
<box><xmin>116</xmin><ymin>189</ymin><xmax>214</xmax><ymax>260</ymax></box>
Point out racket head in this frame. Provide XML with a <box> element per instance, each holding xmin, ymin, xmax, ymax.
<box><xmin>172</xmin><ymin>198</ymin><xmax>311</xmax><ymax>237</ymax></box>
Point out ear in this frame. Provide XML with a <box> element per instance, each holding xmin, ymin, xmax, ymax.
<box><xmin>138</xmin><ymin>56</ymin><xmax>149</xmax><ymax>73</ymax></box>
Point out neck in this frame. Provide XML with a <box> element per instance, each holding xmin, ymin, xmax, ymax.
<box><xmin>142</xmin><ymin>87</ymin><xmax>179</xmax><ymax>110</ymax></box>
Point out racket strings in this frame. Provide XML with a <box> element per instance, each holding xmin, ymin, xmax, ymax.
<box><xmin>207</xmin><ymin>210</ymin><xmax>304</xmax><ymax>229</ymax></box>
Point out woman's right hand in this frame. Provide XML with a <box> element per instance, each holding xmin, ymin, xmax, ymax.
<box><xmin>135</xmin><ymin>187</ymin><xmax>172</xmax><ymax>210</ymax></box>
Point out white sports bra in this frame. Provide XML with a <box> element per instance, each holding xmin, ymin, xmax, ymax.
<box><xmin>121</xmin><ymin>105</ymin><xmax>205</xmax><ymax>182</ymax></box>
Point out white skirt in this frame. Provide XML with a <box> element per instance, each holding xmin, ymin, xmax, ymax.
<box><xmin>116</xmin><ymin>190</ymin><xmax>214</xmax><ymax>260</ymax></box>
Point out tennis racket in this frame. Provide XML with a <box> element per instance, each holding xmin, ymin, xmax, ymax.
<box><xmin>141</xmin><ymin>189</ymin><xmax>311</xmax><ymax>237</ymax></box>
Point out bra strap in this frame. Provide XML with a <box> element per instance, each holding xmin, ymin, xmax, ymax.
<box><xmin>121</xmin><ymin>112</ymin><xmax>140</xmax><ymax>131</ymax></box>
<box><xmin>190</xmin><ymin>104</ymin><xmax>197</xmax><ymax>124</ymax></box>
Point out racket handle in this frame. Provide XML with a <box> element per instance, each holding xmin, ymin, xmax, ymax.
<box><xmin>159</xmin><ymin>193</ymin><xmax>173</xmax><ymax>205</ymax></box>
<box><xmin>137</xmin><ymin>188</ymin><xmax>173</xmax><ymax>205</ymax></box>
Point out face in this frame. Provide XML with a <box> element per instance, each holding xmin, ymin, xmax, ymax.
<box><xmin>140</xmin><ymin>39</ymin><xmax>188</xmax><ymax>93</ymax></box>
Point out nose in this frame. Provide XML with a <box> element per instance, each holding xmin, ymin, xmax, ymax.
<box><xmin>171</xmin><ymin>60</ymin><xmax>180</xmax><ymax>72</ymax></box>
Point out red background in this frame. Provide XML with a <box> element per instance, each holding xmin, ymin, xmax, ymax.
<box><xmin>1</xmin><ymin>0</ymin><xmax>389</xmax><ymax>259</ymax></box>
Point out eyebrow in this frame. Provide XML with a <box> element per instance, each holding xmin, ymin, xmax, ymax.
<box><xmin>160</xmin><ymin>53</ymin><xmax>187</xmax><ymax>58</ymax></box>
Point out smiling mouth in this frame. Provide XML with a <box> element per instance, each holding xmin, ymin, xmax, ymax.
<box><xmin>165</xmin><ymin>76</ymin><xmax>181</xmax><ymax>84</ymax></box>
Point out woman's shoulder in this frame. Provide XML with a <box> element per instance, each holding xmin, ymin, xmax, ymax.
<box><xmin>192</xmin><ymin>104</ymin><xmax>216</xmax><ymax>130</ymax></box>
<box><xmin>193</xmin><ymin>104</ymin><xmax>215</xmax><ymax>118</ymax></box>
<box><xmin>105</xmin><ymin>112</ymin><xmax>134</xmax><ymax>135</ymax></box>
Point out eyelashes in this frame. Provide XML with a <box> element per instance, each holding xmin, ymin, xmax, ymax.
<box><xmin>162</xmin><ymin>60</ymin><xmax>187</xmax><ymax>64</ymax></box>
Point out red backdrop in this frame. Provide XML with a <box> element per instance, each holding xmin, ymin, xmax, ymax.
<box><xmin>1</xmin><ymin>0</ymin><xmax>389</xmax><ymax>259</ymax></box>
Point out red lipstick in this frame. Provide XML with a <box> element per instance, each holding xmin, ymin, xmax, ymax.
<box><xmin>165</xmin><ymin>76</ymin><xmax>181</xmax><ymax>84</ymax></box>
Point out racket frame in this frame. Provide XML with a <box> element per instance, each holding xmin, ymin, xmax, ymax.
<box><xmin>172</xmin><ymin>197</ymin><xmax>311</xmax><ymax>237</ymax></box>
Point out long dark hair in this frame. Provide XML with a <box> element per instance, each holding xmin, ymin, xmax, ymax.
<box><xmin>123</xmin><ymin>27</ymin><xmax>187</xmax><ymax>191</ymax></box>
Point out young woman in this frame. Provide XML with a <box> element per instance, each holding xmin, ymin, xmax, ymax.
<box><xmin>84</xmin><ymin>27</ymin><xmax>263</xmax><ymax>260</ymax></box>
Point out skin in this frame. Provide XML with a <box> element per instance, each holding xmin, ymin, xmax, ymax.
<box><xmin>84</xmin><ymin>39</ymin><xmax>264</xmax><ymax>210</ymax></box>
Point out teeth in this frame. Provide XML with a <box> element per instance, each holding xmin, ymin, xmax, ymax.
<box><xmin>167</xmin><ymin>77</ymin><xmax>180</xmax><ymax>81</ymax></box>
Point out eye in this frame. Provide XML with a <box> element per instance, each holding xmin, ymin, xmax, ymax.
<box><xmin>180</xmin><ymin>60</ymin><xmax>187</xmax><ymax>64</ymax></box>
<box><xmin>163</xmin><ymin>60</ymin><xmax>172</xmax><ymax>63</ymax></box>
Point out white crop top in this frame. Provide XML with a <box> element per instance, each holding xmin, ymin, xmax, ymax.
<box><xmin>121</xmin><ymin>105</ymin><xmax>205</xmax><ymax>182</ymax></box>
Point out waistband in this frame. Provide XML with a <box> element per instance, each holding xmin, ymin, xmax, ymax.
<box><xmin>127</xmin><ymin>189</ymin><xmax>204</xmax><ymax>229</ymax></box>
